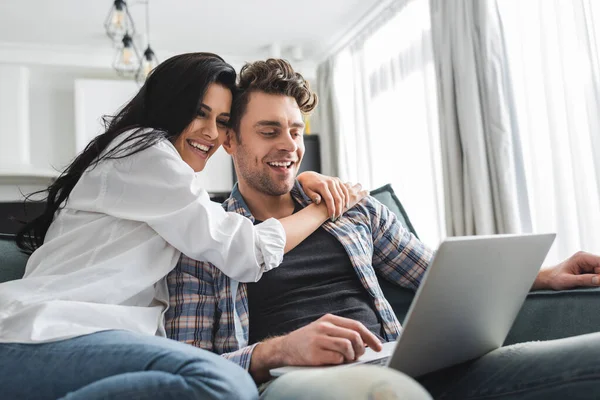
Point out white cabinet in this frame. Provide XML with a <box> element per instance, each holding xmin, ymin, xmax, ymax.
<box><xmin>74</xmin><ymin>79</ymin><xmax>137</xmax><ymax>153</ymax></box>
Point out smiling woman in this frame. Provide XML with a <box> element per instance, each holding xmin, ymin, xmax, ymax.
<box><xmin>172</xmin><ymin>83</ymin><xmax>232</xmax><ymax>172</ymax></box>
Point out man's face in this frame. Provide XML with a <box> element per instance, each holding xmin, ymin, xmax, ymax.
<box><xmin>228</xmin><ymin>92</ymin><xmax>305</xmax><ymax>196</ymax></box>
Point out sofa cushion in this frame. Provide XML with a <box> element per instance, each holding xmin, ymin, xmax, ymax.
<box><xmin>370</xmin><ymin>184</ymin><xmax>419</xmax><ymax>321</ymax></box>
<box><xmin>505</xmin><ymin>287</ymin><xmax>600</xmax><ymax>344</ymax></box>
<box><xmin>0</xmin><ymin>233</ymin><xmax>27</xmax><ymax>283</ymax></box>
<box><xmin>370</xmin><ymin>184</ymin><xmax>419</xmax><ymax>239</ymax></box>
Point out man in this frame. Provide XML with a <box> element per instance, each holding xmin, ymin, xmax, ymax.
<box><xmin>166</xmin><ymin>59</ymin><xmax>600</xmax><ymax>399</ymax></box>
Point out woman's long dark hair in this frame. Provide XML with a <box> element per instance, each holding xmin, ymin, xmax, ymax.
<box><xmin>16</xmin><ymin>52</ymin><xmax>237</xmax><ymax>254</ymax></box>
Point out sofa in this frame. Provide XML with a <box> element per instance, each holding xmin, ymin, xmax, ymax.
<box><xmin>2</xmin><ymin>184</ymin><xmax>600</xmax><ymax>347</ymax></box>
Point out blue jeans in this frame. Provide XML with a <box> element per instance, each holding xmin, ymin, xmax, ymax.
<box><xmin>418</xmin><ymin>331</ymin><xmax>600</xmax><ymax>399</ymax></box>
<box><xmin>0</xmin><ymin>330</ymin><xmax>257</xmax><ymax>400</ymax></box>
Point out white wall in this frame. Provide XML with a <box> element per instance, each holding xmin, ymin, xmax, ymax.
<box><xmin>74</xmin><ymin>78</ymin><xmax>138</xmax><ymax>154</ymax></box>
<box><xmin>0</xmin><ymin>65</ymin><xmax>30</xmax><ymax>167</ymax></box>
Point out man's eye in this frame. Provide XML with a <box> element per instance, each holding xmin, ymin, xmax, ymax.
<box><xmin>261</xmin><ymin>131</ymin><xmax>276</xmax><ymax>136</ymax></box>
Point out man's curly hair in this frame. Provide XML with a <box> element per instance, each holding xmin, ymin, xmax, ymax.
<box><xmin>230</xmin><ymin>58</ymin><xmax>318</xmax><ymax>141</ymax></box>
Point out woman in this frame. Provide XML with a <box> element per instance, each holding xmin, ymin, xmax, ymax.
<box><xmin>0</xmin><ymin>53</ymin><xmax>367</xmax><ymax>400</ymax></box>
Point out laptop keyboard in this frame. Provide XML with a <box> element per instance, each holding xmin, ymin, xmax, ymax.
<box><xmin>363</xmin><ymin>357</ymin><xmax>390</xmax><ymax>366</ymax></box>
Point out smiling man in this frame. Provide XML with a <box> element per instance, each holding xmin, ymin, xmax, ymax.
<box><xmin>166</xmin><ymin>59</ymin><xmax>600</xmax><ymax>400</ymax></box>
<box><xmin>229</xmin><ymin>91</ymin><xmax>305</xmax><ymax>218</ymax></box>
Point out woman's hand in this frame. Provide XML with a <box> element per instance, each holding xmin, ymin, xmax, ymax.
<box><xmin>297</xmin><ymin>172</ymin><xmax>368</xmax><ymax>221</ymax></box>
<box><xmin>343</xmin><ymin>182</ymin><xmax>369</xmax><ymax>216</ymax></box>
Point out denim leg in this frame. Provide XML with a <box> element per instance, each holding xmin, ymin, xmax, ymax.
<box><xmin>261</xmin><ymin>365</ymin><xmax>433</xmax><ymax>400</ymax></box>
<box><xmin>0</xmin><ymin>330</ymin><xmax>257</xmax><ymax>400</ymax></box>
<box><xmin>418</xmin><ymin>331</ymin><xmax>600</xmax><ymax>399</ymax></box>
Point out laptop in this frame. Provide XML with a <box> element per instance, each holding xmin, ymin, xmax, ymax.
<box><xmin>270</xmin><ymin>233</ymin><xmax>556</xmax><ymax>378</ymax></box>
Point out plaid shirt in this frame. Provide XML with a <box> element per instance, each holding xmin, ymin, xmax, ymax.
<box><xmin>166</xmin><ymin>181</ymin><xmax>434</xmax><ymax>370</ymax></box>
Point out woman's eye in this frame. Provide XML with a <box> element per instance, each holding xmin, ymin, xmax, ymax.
<box><xmin>217</xmin><ymin>120</ymin><xmax>230</xmax><ymax>128</ymax></box>
<box><xmin>197</xmin><ymin>110</ymin><xmax>207</xmax><ymax>118</ymax></box>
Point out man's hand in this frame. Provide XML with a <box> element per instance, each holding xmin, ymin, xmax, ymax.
<box><xmin>279</xmin><ymin>313</ymin><xmax>383</xmax><ymax>365</ymax></box>
<box><xmin>249</xmin><ymin>314</ymin><xmax>383</xmax><ymax>383</ymax></box>
<box><xmin>532</xmin><ymin>251</ymin><xmax>600</xmax><ymax>291</ymax></box>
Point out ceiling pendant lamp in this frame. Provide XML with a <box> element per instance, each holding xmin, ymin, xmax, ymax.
<box><xmin>136</xmin><ymin>1</ymin><xmax>159</xmax><ymax>85</ymax></box>
<box><xmin>104</xmin><ymin>0</ymin><xmax>136</xmax><ymax>42</ymax></box>
<box><xmin>113</xmin><ymin>32</ymin><xmax>141</xmax><ymax>77</ymax></box>
<box><xmin>136</xmin><ymin>47</ymin><xmax>159</xmax><ymax>85</ymax></box>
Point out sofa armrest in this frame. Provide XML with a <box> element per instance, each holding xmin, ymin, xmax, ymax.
<box><xmin>504</xmin><ymin>287</ymin><xmax>600</xmax><ymax>345</ymax></box>
<box><xmin>383</xmin><ymin>280</ymin><xmax>600</xmax><ymax>346</ymax></box>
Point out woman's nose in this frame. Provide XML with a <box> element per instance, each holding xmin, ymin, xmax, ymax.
<box><xmin>202</xmin><ymin>120</ymin><xmax>219</xmax><ymax>140</ymax></box>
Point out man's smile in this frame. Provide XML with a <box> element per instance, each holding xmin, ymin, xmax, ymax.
<box><xmin>266</xmin><ymin>160</ymin><xmax>296</xmax><ymax>172</ymax></box>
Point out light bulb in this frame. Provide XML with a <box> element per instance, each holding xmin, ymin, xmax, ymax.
<box><xmin>122</xmin><ymin>48</ymin><xmax>132</xmax><ymax>65</ymax></box>
<box><xmin>113</xmin><ymin>33</ymin><xmax>140</xmax><ymax>77</ymax></box>
<box><xmin>112</xmin><ymin>10</ymin><xmax>124</xmax><ymax>29</ymax></box>
<box><xmin>143</xmin><ymin>60</ymin><xmax>152</xmax><ymax>77</ymax></box>
<box><xmin>136</xmin><ymin>47</ymin><xmax>159</xmax><ymax>85</ymax></box>
<box><xmin>104</xmin><ymin>0</ymin><xmax>135</xmax><ymax>42</ymax></box>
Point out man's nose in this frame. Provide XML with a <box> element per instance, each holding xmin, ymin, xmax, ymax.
<box><xmin>277</xmin><ymin>132</ymin><xmax>298</xmax><ymax>152</ymax></box>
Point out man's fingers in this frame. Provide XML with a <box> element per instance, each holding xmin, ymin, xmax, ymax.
<box><xmin>320</xmin><ymin>323</ymin><xmax>366</xmax><ymax>359</ymax></box>
<box><xmin>575</xmin><ymin>273</ymin><xmax>600</xmax><ymax>287</ymax></box>
<box><xmin>321</xmin><ymin>314</ymin><xmax>382</xmax><ymax>351</ymax></box>
<box><xmin>314</xmin><ymin>348</ymin><xmax>345</xmax><ymax>366</ymax></box>
<box><xmin>320</xmin><ymin>336</ymin><xmax>356</xmax><ymax>363</ymax></box>
<box><xmin>573</xmin><ymin>251</ymin><xmax>600</xmax><ymax>272</ymax></box>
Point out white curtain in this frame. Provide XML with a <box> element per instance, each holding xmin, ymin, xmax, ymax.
<box><xmin>498</xmin><ymin>0</ymin><xmax>600</xmax><ymax>265</ymax></box>
<box><xmin>315</xmin><ymin>59</ymin><xmax>341</xmax><ymax>178</ymax></box>
<box><xmin>327</xmin><ymin>0</ymin><xmax>446</xmax><ymax>247</ymax></box>
<box><xmin>429</xmin><ymin>0</ymin><xmax>532</xmax><ymax>237</ymax></box>
<box><xmin>332</xmin><ymin>46</ymin><xmax>375</xmax><ymax>189</ymax></box>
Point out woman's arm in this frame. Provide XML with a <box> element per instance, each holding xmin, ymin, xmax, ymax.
<box><xmin>279</xmin><ymin>182</ymin><xmax>367</xmax><ymax>253</ymax></box>
<box><xmin>72</xmin><ymin>140</ymin><xmax>366</xmax><ymax>281</ymax></box>
<box><xmin>279</xmin><ymin>202</ymin><xmax>328</xmax><ymax>253</ymax></box>
<box><xmin>70</xmin><ymin>140</ymin><xmax>284</xmax><ymax>282</ymax></box>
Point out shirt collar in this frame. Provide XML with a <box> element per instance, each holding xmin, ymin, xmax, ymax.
<box><xmin>224</xmin><ymin>180</ymin><xmax>313</xmax><ymax>221</ymax></box>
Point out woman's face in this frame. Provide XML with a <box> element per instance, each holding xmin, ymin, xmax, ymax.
<box><xmin>173</xmin><ymin>83</ymin><xmax>232</xmax><ymax>172</ymax></box>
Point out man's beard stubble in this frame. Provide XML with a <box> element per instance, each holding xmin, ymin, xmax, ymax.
<box><xmin>235</xmin><ymin>145</ymin><xmax>295</xmax><ymax>197</ymax></box>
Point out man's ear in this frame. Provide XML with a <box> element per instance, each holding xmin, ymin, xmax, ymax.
<box><xmin>222</xmin><ymin>129</ymin><xmax>235</xmax><ymax>155</ymax></box>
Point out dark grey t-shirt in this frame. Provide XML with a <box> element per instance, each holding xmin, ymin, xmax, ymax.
<box><xmin>247</xmin><ymin>202</ymin><xmax>383</xmax><ymax>344</ymax></box>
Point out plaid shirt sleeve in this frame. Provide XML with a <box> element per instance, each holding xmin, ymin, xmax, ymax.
<box><xmin>166</xmin><ymin>255</ymin><xmax>259</xmax><ymax>370</ymax></box>
<box><xmin>221</xmin><ymin>344</ymin><xmax>260</xmax><ymax>370</ymax></box>
<box><xmin>165</xmin><ymin>257</ymin><xmax>219</xmax><ymax>350</ymax></box>
<box><xmin>368</xmin><ymin>197</ymin><xmax>435</xmax><ymax>290</ymax></box>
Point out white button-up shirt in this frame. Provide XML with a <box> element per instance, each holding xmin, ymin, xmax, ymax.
<box><xmin>0</xmin><ymin>131</ymin><xmax>285</xmax><ymax>343</ymax></box>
